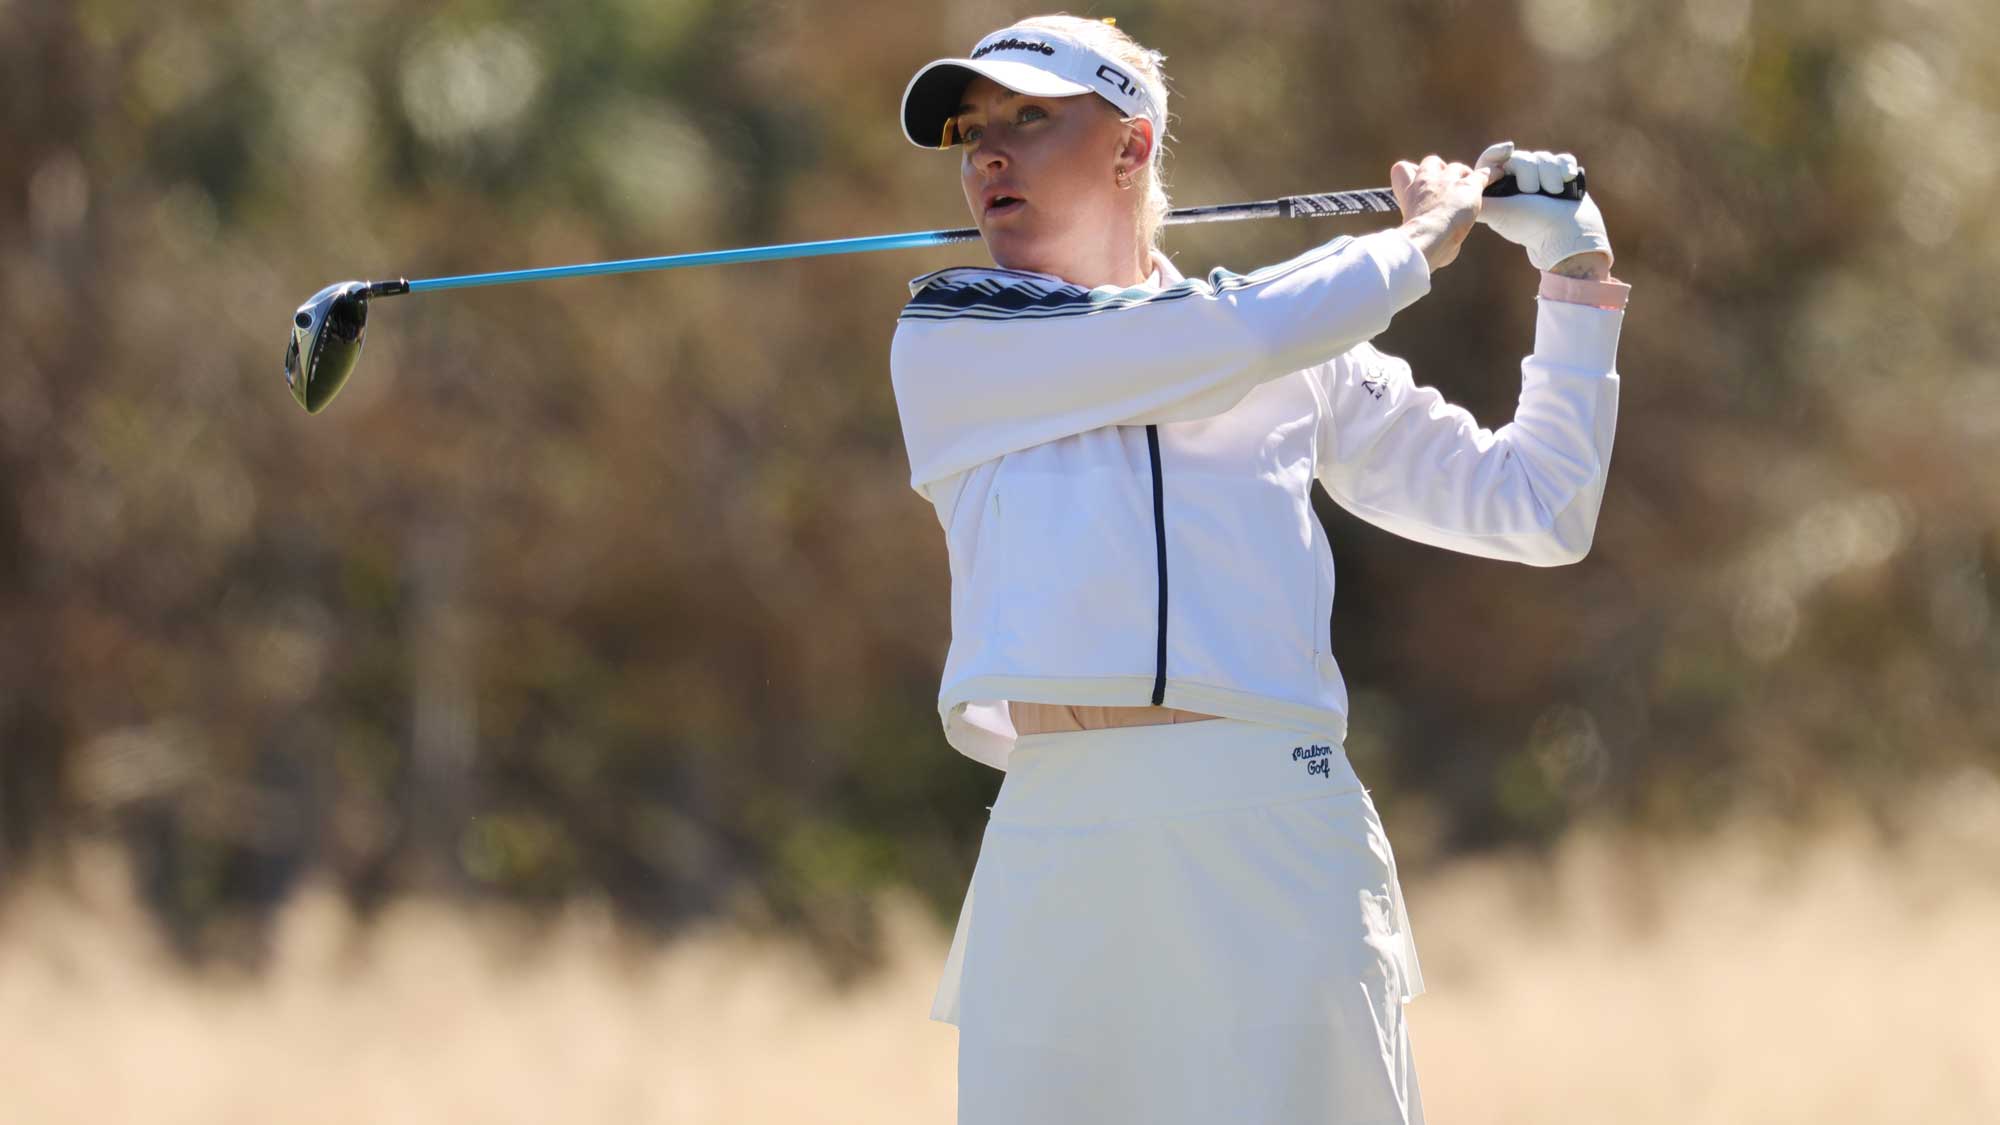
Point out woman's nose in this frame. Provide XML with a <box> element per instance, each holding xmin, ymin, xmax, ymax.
<box><xmin>974</xmin><ymin>139</ymin><xmax>1008</xmax><ymax>172</ymax></box>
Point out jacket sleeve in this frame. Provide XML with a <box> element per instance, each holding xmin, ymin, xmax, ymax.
<box><xmin>1313</xmin><ymin>297</ymin><xmax>1623</xmax><ymax>566</ymax></box>
<box><xmin>890</xmin><ymin>229</ymin><xmax>1430</xmax><ymax>496</ymax></box>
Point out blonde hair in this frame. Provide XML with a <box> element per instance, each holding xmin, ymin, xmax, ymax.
<box><xmin>1011</xmin><ymin>14</ymin><xmax>1173</xmax><ymax>248</ymax></box>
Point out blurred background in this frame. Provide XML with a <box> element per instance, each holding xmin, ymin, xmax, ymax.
<box><xmin>2</xmin><ymin>0</ymin><xmax>1995</xmax><ymax>1120</ymax></box>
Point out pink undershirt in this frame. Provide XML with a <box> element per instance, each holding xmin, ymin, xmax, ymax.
<box><xmin>1538</xmin><ymin>270</ymin><xmax>1630</xmax><ymax>310</ymax></box>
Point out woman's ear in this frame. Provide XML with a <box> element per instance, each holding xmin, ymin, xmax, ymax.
<box><xmin>1118</xmin><ymin>118</ymin><xmax>1154</xmax><ymax>177</ymax></box>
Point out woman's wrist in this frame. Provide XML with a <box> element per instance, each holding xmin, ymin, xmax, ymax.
<box><xmin>1397</xmin><ymin>211</ymin><xmax>1470</xmax><ymax>272</ymax></box>
<box><xmin>1548</xmin><ymin>251</ymin><xmax>1613</xmax><ymax>281</ymax></box>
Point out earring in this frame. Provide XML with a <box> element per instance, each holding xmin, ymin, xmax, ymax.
<box><xmin>1116</xmin><ymin>168</ymin><xmax>1133</xmax><ymax>189</ymax></box>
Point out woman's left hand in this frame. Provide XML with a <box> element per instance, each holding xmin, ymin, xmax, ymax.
<box><xmin>1475</xmin><ymin>142</ymin><xmax>1614</xmax><ymax>279</ymax></box>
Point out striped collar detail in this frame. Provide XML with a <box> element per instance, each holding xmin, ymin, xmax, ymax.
<box><xmin>899</xmin><ymin>238</ymin><xmax>1354</xmax><ymax>323</ymax></box>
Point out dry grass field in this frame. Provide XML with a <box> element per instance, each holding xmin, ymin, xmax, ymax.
<box><xmin>4</xmin><ymin>777</ymin><xmax>1997</xmax><ymax>1124</ymax></box>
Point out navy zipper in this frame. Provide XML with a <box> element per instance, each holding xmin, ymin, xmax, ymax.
<box><xmin>1146</xmin><ymin>425</ymin><xmax>1168</xmax><ymax>705</ymax></box>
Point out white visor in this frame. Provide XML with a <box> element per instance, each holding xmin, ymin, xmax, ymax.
<box><xmin>900</xmin><ymin>24</ymin><xmax>1164</xmax><ymax>149</ymax></box>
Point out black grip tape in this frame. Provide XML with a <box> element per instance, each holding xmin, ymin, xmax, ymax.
<box><xmin>1482</xmin><ymin>167</ymin><xmax>1587</xmax><ymax>201</ymax></box>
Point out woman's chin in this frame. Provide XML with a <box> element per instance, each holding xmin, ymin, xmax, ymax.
<box><xmin>976</xmin><ymin>222</ymin><xmax>1056</xmax><ymax>274</ymax></box>
<box><xmin>982</xmin><ymin>232</ymin><xmax>1060</xmax><ymax>278</ymax></box>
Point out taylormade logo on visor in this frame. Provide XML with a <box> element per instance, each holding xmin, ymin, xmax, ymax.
<box><xmin>970</xmin><ymin>37</ymin><xmax>1056</xmax><ymax>58</ymax></box>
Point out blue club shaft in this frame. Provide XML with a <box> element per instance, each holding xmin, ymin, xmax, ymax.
<box><xmin>405</xmin><ymin>227</ymin><xmax>986</xmax><ymax>294</ymax></box>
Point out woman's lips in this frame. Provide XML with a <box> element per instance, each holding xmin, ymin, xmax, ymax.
<box><xmin>985</xmin><ymin>196</ymin><xmax>1026</xmax><ymax>220</ymax></box>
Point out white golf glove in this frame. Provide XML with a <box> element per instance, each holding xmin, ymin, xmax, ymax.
<box><xmin>1473</xmin><ymin>141</ymin><xmax>1613</xmax><ymax>271</ymax></box>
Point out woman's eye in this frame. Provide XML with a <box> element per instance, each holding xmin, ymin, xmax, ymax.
<box><xmin>956</xmin><ymin>106</ymin><xmax>1042</xmax><ymax>145</ymax></box>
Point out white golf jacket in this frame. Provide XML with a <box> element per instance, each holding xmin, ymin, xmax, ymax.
<box><xmin>889</xmin><ymin>229</ymin><xmax>1624</xmax><ymax>769</ymax></box>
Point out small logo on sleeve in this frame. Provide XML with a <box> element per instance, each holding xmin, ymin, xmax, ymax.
<box><xmin>1292</xmin><ymin>743</ymin><xmax>1334</xmax><ymax>779</ymax></box>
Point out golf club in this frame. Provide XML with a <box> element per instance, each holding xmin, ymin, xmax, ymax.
<box><xmin>284</xmin><ymin>172</ymin><xmax>1584</xmax><ymax>415</ymax></box>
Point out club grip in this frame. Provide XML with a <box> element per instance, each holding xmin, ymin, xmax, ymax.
<box><xmin>1483</xmin><ymin>168</ymin><xmax>1587</xmax><ymax>201</ymax></box>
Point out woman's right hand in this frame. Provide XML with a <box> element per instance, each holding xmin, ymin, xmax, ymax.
<box><xmin>1390</xmin><ymin>154</ymin><xmax>1494</xmax><ymax>272</ymax></box>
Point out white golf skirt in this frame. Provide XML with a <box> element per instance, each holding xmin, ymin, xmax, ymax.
<box><xmin>932</xmin><ymin>718</ymin><xmax>1426</xmax><ymax>1125</ymax></box>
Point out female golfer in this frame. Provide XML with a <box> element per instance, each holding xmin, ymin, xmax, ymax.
<box><xmin>890</xmin><ymin>15</ymin><xmax>1626</xmax><ymax>1124</ymax></box>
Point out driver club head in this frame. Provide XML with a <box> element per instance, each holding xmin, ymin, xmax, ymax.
<box><xmin>284</xmin><ymin>281</ymin><xmax>371</xmax><ymax>414</ymax></box>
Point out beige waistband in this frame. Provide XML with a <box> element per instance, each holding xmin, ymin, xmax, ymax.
<box><xmin>1010</xmin><ymin>702</ymin><xmax>1223</xmax><ymax>736</ymax></box>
